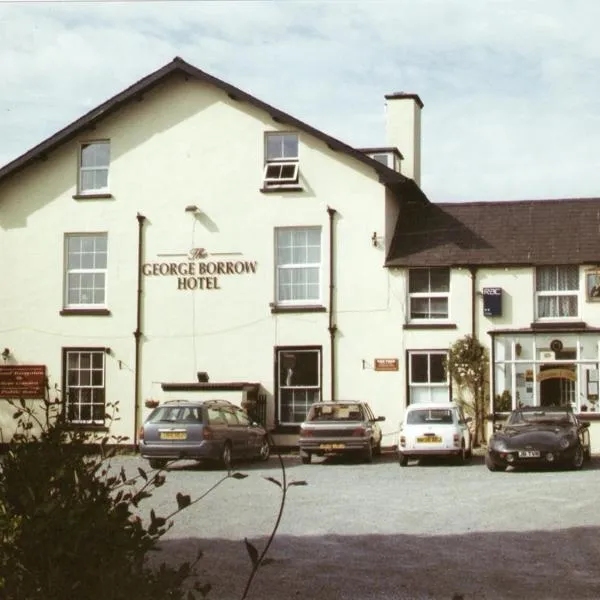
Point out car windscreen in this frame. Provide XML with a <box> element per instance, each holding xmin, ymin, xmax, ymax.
<box><xmin>307</xmin><ymin>404</ymin><xmax>364</xmax><ymax>421</ymax></box>
<box><xmin>406</xmin><ymin>409</ymin><xmax>454</xmax><ymax>425</ymax></box>
<box><xmin>147</xmin><ymin>406</ymin><xmax>202</xmax><ymax>424</ymax></box>
<box><xmin>508</xmin><ymin>410</ymin><xmax>574</xmax><ymax>426</ymax></box>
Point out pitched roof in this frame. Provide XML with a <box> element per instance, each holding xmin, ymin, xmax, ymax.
<box><xmin>386</xmin><ymin>197</ymin><xmax>600</xmax><ymax>267</ymax></box>
<box><xmin>0</xmin><ymin>56</ymin><xmax>426</xmax><ymax>204</ymax></box>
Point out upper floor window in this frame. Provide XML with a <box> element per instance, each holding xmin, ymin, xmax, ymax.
<box><xmin>536</xmin><ymin>265</ymin><xmax>579</xmax><ymax>319</ymax></box>
<box><xmin>409</xmin><ymin>268</ymin><xmax>449</xmax><ymax>321</ymax></box>
<box><xmin>65</xmin><ymin>233</ymin><xmax>108</xmax><ymax>308</ymax></box>
<box><xmin>264</xmin><ymin>133</ymin><xmax>299</xmax><ymax>187</ymax></box>
<box><xmin>275</xmin><ymin>227</ymin><xmax>321</xmax><ymax>305</ymax></box>
<box><xmin>79</xmin><ymin>141</ymin><xmax>110</xmax><ymax>194</ymax></box>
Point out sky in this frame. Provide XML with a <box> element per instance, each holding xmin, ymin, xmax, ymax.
<box><xmin>1</xmin><ymin>0</ymin><xmax>600</xmax><ymax>203</ymax></box>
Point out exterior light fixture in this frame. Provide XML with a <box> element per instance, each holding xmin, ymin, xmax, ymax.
<box><xmin>185</xmin><ymin>205</ymin><xmax>200</xmax><ymax>213</ymax></box>
<box><xmin>1</xmin><ymin>348</ymin><xmax>10</xmax><ymax>361</ymax></box>
<box><xmin>371</xmin><ymin>232</ymin><xmax>379</xmax><ymax>247</ymax></box>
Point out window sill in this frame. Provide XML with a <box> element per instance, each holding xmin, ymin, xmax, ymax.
<box><xmin>530</xmin><ymin>321</ymin><xmax>587</xmax><ymax>330</ymax></box>
<box><xmin>60</xmin><ymin>424</ymin><xmax>109</xmax><ymax>432</ymax></box>
<box><xmin>72</xmin><ymin>193</ymin><xmax>114</xmax><ymax>200</ymax></box>
<box><xmin>60</xmin><ymin>309</ymin><xmax>112</xmax><ymax>316</ymax></box>
<box><xmin>271</xmin><ymin>304</ymin><xmax>327</xmax><ymax>314</ymax></box>
<box><xmin>260</xmin><ymin>186</ymin><xmax>304</xmax><ymax>194</ymax></box>
<box><xmin>403</xmin><ymin>323</ymin><xmax>457</xmax><ymax>330</ymax></box>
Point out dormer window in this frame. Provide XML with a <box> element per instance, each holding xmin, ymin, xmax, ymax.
<box><xmin>263</xmin><ymin>133</ymin><xmax>299</xmax><ymax>188</ymax></box>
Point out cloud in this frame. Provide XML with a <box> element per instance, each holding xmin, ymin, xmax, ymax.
<box><xmin>1</xmin><ymin>0</ymin><xmax>600</xmax><ymax>201</ymax></box>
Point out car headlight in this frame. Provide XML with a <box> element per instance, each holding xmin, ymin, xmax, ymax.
<box><xmin>559</xmin><ymin>436</ymin><xmax>572</xmax><ymax>449</ymax></box>
<box><xmin>490</xmin><ymin>438</ymin><xmax>507</xmax><ymax>452</ymax></box>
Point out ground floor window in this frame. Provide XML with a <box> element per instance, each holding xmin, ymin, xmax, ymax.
<box><xmin>492</xmin><ymin>334</ymin><xmax>600</xmax><ymax>414</ymax></box>
<box><xmin>63</xmin><ymin>348</ymin><xmax>106</xmax><ymax>424</ymax></box>
<box><xmin>408</xmin><ymin>351</ymin><xmax>450</xmax><ymax>404</ymax></box>
<box><xmin>276</xmin><ymin>346</ymin><xmax>321</xmax><ymax>424</ymax></box>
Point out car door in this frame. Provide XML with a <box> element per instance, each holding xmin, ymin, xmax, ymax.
<box><xmin>457</xmin><ymin>407</ymin><xmax>471</xmax><ymax>450</ymax></box>
<box><xmin>363</xmin><ymin>403</ymin><xmax>381</xmax><ymax>444</ymax></box>
<box><xmin>234</xmin><ymin>406</ymin><xmax>260</xmax><ymax>458</ymax></box>
<box><xmin>220</xmin><ymin>405</ymin><xmax>245</xmax><ymax>458</ymax></box>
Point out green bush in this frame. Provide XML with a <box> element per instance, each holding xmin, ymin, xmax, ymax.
<box><xmin>0</xmin><ymin>399</ymin><xmax>205</xmax><ymax>600</ymax></box>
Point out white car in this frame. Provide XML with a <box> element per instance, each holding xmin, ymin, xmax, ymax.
<box><xmin>398</xmin><ymin>402</ymin><xmax>472</xmax><ymax>466</ymax></box>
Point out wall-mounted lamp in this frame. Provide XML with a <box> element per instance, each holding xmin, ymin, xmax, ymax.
<box><xmin>371</xmin><ymin>232</ymin><xmax>379</xmax><ymax>247</ymax></box>
<box><xmin>1</xmin><ymin>348</ymin><xmax>10</xmax><ymax>361</ymax></box>
<box><xmin>185</xmin><ymin>205</ymin><xmax>201</xmax><ymax>214</ymax></box>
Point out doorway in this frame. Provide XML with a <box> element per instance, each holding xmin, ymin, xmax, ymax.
<box><xmin>539</xmin><ymin>364</ymin><xmax>576</xmax><ymax>407</ymax></box>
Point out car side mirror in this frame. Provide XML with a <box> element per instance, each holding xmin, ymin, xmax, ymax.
<box><xmin>375</xmin><ymin>416</ymin><xmax>386</xmax><ymax>422</ymax></box>
<box><xmin>493</xmin><ymin>423</ymin><xmax>503</xmax><ymax>432</ymax></box>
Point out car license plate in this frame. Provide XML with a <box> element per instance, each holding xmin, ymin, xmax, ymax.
<box><xmin>319</xmin><ymin>443</ymin><xmax>345</xmax><ymax>450</ymax></box>
<box><xmin>417</xmin><ymin>436</ymin><xmax>442</xmax><ymax>443</ymax></box>
<box><xmin>160</xmin><ymin>431</ymin><xmax>187</xmax><ymax>440</ymax></box>
<box><xmin>518</xmin><ymin>450</ymin><xmax>540</xmax><ymax>458</ymax></box>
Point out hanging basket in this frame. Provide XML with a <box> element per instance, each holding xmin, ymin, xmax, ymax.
<box><xmin>144</xmin><ymin>398</ymin><xmax>160</xmax><ymax>409</ymax></box>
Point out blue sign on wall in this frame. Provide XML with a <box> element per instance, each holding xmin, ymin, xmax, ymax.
<box><xmin>483</xmin><ymin>287</ymin><xmax>502</xmax><ymax>317</ymax></box>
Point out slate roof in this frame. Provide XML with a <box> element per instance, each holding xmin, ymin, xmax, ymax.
<box><xmin>0</xmin><ymin>56</ymin><xmax>427</xmax><ymax>204</ymax></box>
<box><xmin>386</xmin><ymin>197</ymin><xmax>600</xmax><ymax>267</ymax></box>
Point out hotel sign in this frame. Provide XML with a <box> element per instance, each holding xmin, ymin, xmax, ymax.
<box><xmin>374</xmin><ymin>358</ymin><xmax>399</xmax><ymax>372</ymax></box>
<box><xmin>0</xmin><ymin>365</ymin><xmax>46</xmax><ymax>399</ymax></box>
<box><xmin>142</xmin><ymin>248</ymin><xmax>257</xmax><ymax>290</ymax></box>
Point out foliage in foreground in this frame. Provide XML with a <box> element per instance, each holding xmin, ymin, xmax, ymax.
<box><xmin>0</xmin><ymin>396</ymin><xmax>306</xmax><ymax>600</ymax></box>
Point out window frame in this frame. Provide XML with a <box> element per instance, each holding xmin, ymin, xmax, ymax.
<box><xmin>276</xmin><ymin>346</ymin><xmax>322</xmax><ymax>426</ymax></box>
<box><xmin>263</xmin><ymin>132</ymin><xmax>299</xmax><ymax>188</ymax></box>
<box><xmin>407</xmin><ymin>350</ymin><xmax>450</xmax><ymax>405</ymax></box>
<box><xmin>408</xmin><ymin>267</ymin><xmax>450</xmax><ymax>322</ymax></box>
<box><xmin>64</xmin><ymin>233</ymin><xmax>108</xmax><ymax>310</ymax></box>
<box><xmin>62</xmin><ymin>347</ymin><xmax>106</xmax><ymax>426</ymax></box>
<box><xmin>78</xmin><ymin>140</ymin><xmax>110</xmax><ymax>195</ymax></box>
<box><xmin>275</xmin><ymin>226</ymin><xmax>322</xmax><ymax>306</ymax></box>
<box><xmin>535</xmin><ymin>265</ymin><xmax>580</xmax><ymax>321</ymax></box>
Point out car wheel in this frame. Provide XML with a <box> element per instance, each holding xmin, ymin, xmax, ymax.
<box><xmin>584</xmin><ymin>445</ymin><xmax>592</xmax><ymax>462</ymax></box>
<box><xmin>485</xmin><ymin>453</ymin><xmax>505</xmax><ymax>472</ymax></box>
<box><xmin>221</xmin><ymin>442</ymin><xmax>232</xmax><ymax>469</ymax></box>
<box><xmin>258</xmin><ymin>437</ymin><xmax>270</xmax><ymax>461</ymax></box>
<box><xmin>374</xmin><ymin>440</ymin><xmax>382</xmax><ymax>456</ymax></box>
<box><xmin>571</xmin><ymin>445</ymin><xmax>584</xmax><ymax>470</ymax></box>
<box><xmin>149</xmin><ymin>458</ymin><xmax>167</xmax><ymax>470</ymax></box>
<box><xmin>398</xmin><ymin>453</ymin><xmax>409</xmax><ymax>467</ymax></box>
<box><xmin>363</xmin><ymin>443</ymin><xmax>373</xmax><ymax>464</ymax></box>
<box><xmin>300</xmin><ymin>451</ymin><xmax>311</xmax><ymax>464</ymax></box>
<box><xmin>465</xmin><ymin>444</ymin><xmax>473</xmax><ymax>460</ymax></box>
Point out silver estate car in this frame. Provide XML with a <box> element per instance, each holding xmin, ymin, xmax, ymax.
<box><xmin>138</xmin><ymin>399</ymin><xmax>270</xmax><ymax>469</ymax></box>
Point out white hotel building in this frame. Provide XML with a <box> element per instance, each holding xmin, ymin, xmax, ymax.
<box><xmin>2</xmin><ymin>57</ymin><xmax>600</xmax><ymax>451</ymax></box>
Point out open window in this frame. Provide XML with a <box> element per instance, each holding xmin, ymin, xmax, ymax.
<box><xmin>263</xmin><ymin>132</ymin><xmax>299</xmax><ymax>188</ymax></box>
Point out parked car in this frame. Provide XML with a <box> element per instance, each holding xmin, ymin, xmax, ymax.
<box><xmin>298</xmin><ymin>401</ymin><xmax>385</xmax><ymax>464</ymax></box>
<box><xmin>138</xmin><ymin>399</ymin><xmax>270</xmax><ymax>469</ymax></box>
<box><xmin>398</xmin><ymin>402</ymin><xmax>472</xmax><ymax>466</ymax></box>
<box><xmin>486</xmin><ymin>405</ymin><xmax>591</xmax><ymax>471</ymax></box>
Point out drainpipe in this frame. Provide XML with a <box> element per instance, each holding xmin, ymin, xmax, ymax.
<box><xmin>327</xmin><ymin>206</ymin><xmax>337</xmax><ymax>401</ymax></box>
<box><xmin>469</xmin><ymin>265</ymin><xmax>477</xmax><ymax>340</ymax></box>
<box><xmin>133</xmin><ymin>213</ymin><xmax>146</xmax><ymax>445</ymax></box>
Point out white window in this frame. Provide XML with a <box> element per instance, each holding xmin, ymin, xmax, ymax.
<box><xmin>278</xmin><ymin>348</ymin><xmax>321</xmax><ymax>424</ymax></box>
<box><xmin>264</xmin><ymin>133</ymin><xmax>299</xmax><ymax>187</ymax></box>
<box><xmin>275</xmin><ymin>227</ymin><xmax>321</xmax><ymax>305</ymax></box>
<box><xmin>408</xmin><ymin>351</ymin><xmax>449</xmax><ymax>404</ymax></box>
<box><xmin>64</xmin><ymin>348</ymin><xmax>106</xmax><ymax>424</ymax></box>
<box><xmin>409</xmin><ymin>268</ymin><xmax>449</xmax><ymax>321</ymax></box>
<box><xmin>79</xmin><ymin>141</ymin><xmax>110</xmax><ymax>194</ymax></box>
<box><xmin>65</xmin><ymin>234</ymin><xmax>108</xmax><ymax>308</ymax></box>
<box><xmin>536</xmin><ymin>266</ymin><xmax>579</xmax><ymax>319</ymax></box>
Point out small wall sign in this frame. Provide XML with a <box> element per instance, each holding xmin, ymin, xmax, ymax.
<box><xmin>374</xmin><ymin>358</ymin><xmax>399</xmax><ymax>372</ymax></box>
<box><xmin>483</xmin><ymin>287</ymin><xmax>502</xmax><ymax>317</ymax></box>
<box><xmin>0</xmin><ymin>365</ymin><xmax>46</xmax><ymax>399</ymax></box>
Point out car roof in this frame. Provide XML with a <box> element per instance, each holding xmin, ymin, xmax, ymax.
<box><xmin>514</xmin><ymin>405</ymin><xmax>572</xmax><ymax>412</ymax></box>
<box><xmin>160</xmin><ymin>398</ymin><xmax>235</xmax><ymax>407</ymax></box>
<box><xmin>406</xmin><ymin>402</ymin><xmax>461</xmax><ymax>411</ymax></box>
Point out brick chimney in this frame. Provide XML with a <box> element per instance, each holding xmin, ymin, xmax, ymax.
<box><xmin>384</xmin><ymin>92</ymin><xmax>423</xmax><ymax>186</ymax></box>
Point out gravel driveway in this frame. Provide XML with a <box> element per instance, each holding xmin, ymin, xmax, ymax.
<box><xmin>114</xmin><ymin>452</ymin><xmax>600</xmax><ymax>600</ymax></box>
